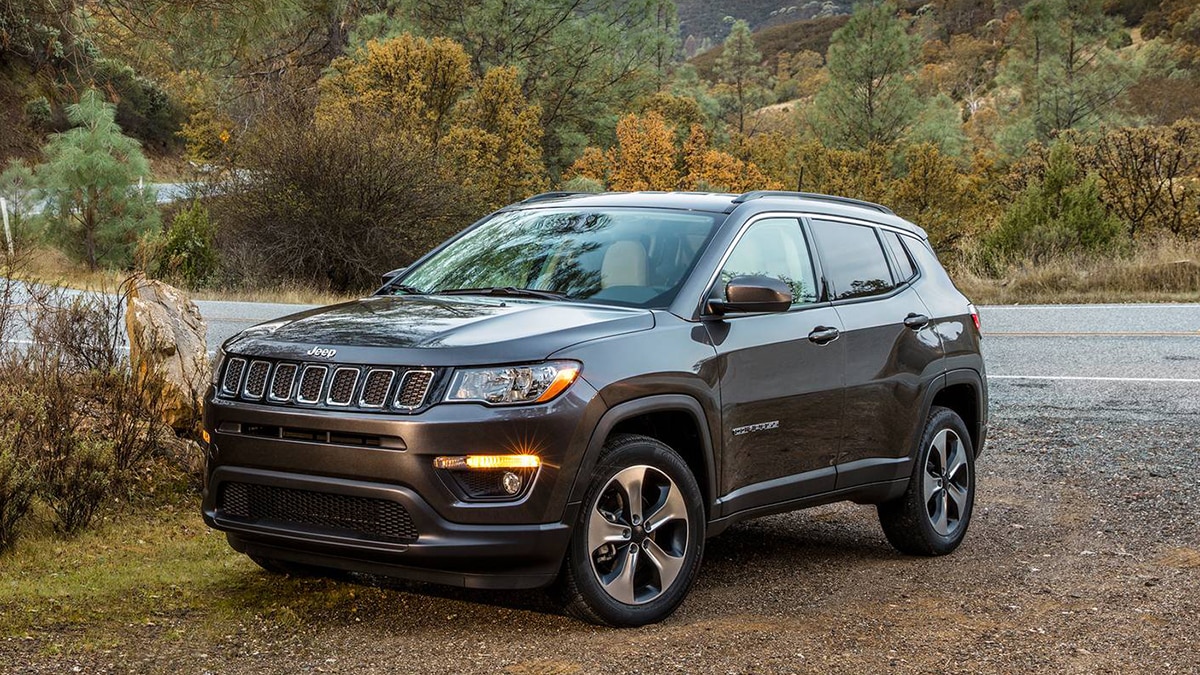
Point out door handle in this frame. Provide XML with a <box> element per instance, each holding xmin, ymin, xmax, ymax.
<box><xmin>808</xmin><ymin>326</ymin><xmax>840</xmax><ymax>345</ymax></box>
<box><xmin>903</xmin><ymin>313</ymin><xmax>930</xmax><ymax>330</ymax></box>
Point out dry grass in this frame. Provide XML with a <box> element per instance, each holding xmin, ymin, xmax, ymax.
<box><xmin>20</xmin><ymin>247</ymin><xmax>356</xmax><ymax>306</ymax></box>
<box><xmin>953</xmin><ymin>238</ymin><xmax>1200</xmax><ymax>304</ymax></box>
<box><xmin>20</xmin><ymin>239</ymin><xmax>1200</xmax><ymax>308</ymax></box>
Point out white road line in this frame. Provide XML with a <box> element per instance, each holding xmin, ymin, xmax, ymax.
<box><xmin>2</xmin><ymin>338</ymin><xmax>129</xmax><ymax>351</ymax></box>
<box><xmin>981</xmin><ymin>304</ymin><xmax>1200</xmax><ymax>310</ymax></box>
<box><xmin>987</xmin><ymin>331</ymin><xmax>1200</xmax><ymax>337</ymax></box>
<box><xmin>991</xmin><ymin>375</ymin><xmax>1200</xmax><ymax>384</ymax></box>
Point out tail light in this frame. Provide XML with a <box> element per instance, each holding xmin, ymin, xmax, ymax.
<box><xmin>968</xmin><ymin>303</ymin><xmax>981</xmax><ymax>334</ymax></box>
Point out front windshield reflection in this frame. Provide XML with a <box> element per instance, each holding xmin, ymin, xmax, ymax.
<box><xmin>398</xmin><ymin>208</ymin><xmax>722</xmax><ymax>308</ymax></box>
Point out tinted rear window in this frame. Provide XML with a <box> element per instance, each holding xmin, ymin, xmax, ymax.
<box><xmin>810</xmin><ymin>219</ymin><xmax>895</xmax><ymax>300</ymax></box>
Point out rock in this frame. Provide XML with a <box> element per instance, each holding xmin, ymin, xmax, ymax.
<box><xmin>124</xmin><ymin>274</ymin><xmax>209</xmax><ymax>434</ymax></box>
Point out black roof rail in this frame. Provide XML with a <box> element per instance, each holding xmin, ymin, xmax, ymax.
<box><xmin>731</xmin><ymin>190</ymin><xmax>895</xmax><ymax>215</ymax></box>
<box><xmin>519</xmin><ymin>191</ymin><xmax>592</xmax><ymax>204</ymax></box>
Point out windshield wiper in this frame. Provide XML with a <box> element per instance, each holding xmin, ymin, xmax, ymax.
<box><xmin>437</xmin><ymin>287</ymin><xmax>571</xmax><ymax>301</ymax></box>
<box><xmin>387</xmin><ymin>283</ymin><xmax>426</xmax><ymax>295</ymax></box>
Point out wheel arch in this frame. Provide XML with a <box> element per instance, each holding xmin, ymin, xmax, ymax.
<box><xmin>567</xmin><ymin>395</ymin><xmax>717</xmax><ymax>518</ymax></box>
<box><xmin>923</xmin><ymin>369</ymin><xmax>987</xmax><ymax>457</ymax></box>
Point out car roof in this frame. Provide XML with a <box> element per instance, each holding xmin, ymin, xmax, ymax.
<box><xmin>507</xmin><ymin>191</ymin><xmax>929</xmax><ymax>240</ymax></box>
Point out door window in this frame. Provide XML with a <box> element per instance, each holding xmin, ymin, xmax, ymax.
<box><xmin>810</xmin><ymin>219</ymin><xmax>896</xmax><ymax>300</ymax></box>
<box><xmin>716</xmin><ymin>218</ymin><xmax>819</xmax><ymax>305</ymax></box>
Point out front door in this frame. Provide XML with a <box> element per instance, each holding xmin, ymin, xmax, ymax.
<box><xmin>705</xmin><ymin>216</ymin><xmax>846</xmax><ymax>516</ymax></box>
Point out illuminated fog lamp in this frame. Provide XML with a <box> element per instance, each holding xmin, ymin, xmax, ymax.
<box><xmin>433</xmin><ymin>455</ymin><xmax>542</xmax><ymax>470</ymax></box>
<box><xmin>501</xmin><ymin>471</ymin><xmax>523</xmax><ymax>495</ymax></box>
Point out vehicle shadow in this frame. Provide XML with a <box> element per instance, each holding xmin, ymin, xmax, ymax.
<box><xmin>233</xmin><ymin>505</ymin><xmax>901</xmax><ymax>629</ymax></box>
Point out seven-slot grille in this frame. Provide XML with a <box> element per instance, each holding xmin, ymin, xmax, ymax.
<box><xmin>218</xmin><ymin>356</ymin><xmax>437</xmax><ymax>412</ymax></box>
<box><xmin>219</xmin><ymin>482</ymin><xmax>418</xmax><ymax>543</ymax></box>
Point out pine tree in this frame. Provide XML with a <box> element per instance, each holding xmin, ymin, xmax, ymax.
<box><xmin>997</xmin><ymin>0</ymin><xmax>1139</xmax><ymax>147</ymax></box>
<box><xmin>812</xmin><ymin>1</ymin><xmax>918</xmax><ymax>149</ymax></box>
<box><xmin>37</xmin><ymin>90</ymin><xmax>158</xmax><ymax>271</ymax></box>
<box><xmin>714</xmin><ymin>19</ymin><xmax>770</xmax><ymax>135</ymax></box>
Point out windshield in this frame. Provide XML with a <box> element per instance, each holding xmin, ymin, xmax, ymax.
<box><xmin>395</xmin><ymin>208</ymin><xmax>724</xmax><ymax>308</ymax></box>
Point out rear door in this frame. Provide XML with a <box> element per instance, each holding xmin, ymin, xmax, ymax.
<box><xmin>705</xmin><ymin>216</ymin><xmax>846</xmax><ymax>515</ymax></box>
<box><xmin>807</xmin><ymin>218</ymin><xmax>944</xmax><ymax>489</ymax></box>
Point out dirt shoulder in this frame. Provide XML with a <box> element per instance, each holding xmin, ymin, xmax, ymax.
<box><xmin>2</xmin><ymin>410</ymin><xmax>1198</xmax><ymax>674</ymax></box>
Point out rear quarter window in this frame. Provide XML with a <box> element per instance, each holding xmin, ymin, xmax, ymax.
<box><xmin>881</xmin><ymin>230</ymin><xmax>917</xmax><ymax>281</ymax></box>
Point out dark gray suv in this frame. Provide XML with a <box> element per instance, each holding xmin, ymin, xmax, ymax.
<box><xmin>201</xmin><ymin>190</ymin><xmax>987</xmax><ymax>626</ymax></box>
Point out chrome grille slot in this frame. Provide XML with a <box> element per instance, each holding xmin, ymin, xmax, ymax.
<box><xmin>396</xmin><ymin>369</ymin><xmax>434</xmax><ymax>409</ymax></box>
<box><xmin>221</xmin><ymin>358</ymin><xmax>246</xmax><ymax>395</ymax></box>
<box><xmin>242</xmin><ymin>360</ymin><xmax>270</xmax><ymax>399</ymax></box>
<box><xmin>270</xmin><ymin>363</ymin><xmax>297</xmax><ymax>401</ymax></box>
<box><xmin>297</xmin><ymin>365</ymin><xmax>327</xmax><ymax>404</ymax></box>
<box><xmin>327</xmin><ymin>367</ymin><xmax>359</xmax><ymax>406</ymax></box>
<box><xmin>359</xmin><ymin>369</ymin><xmax>395</xmax><ymax>408</ymax></box>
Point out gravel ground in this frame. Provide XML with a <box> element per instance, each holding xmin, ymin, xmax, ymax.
<box><xmin>4</xmin><ymin>403</ymin><xmax>1198</xmax><ymax>674</ymax></box>
<box><xmin>3</xmin><ymin>302</ymin><xmax>1197</xmax><ymax>673</ymax></box>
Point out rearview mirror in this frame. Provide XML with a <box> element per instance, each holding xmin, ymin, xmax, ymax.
<box><xmin>707</xmin><ymin>275</ymin><xmax>792</xmax><ymax>315</ymax></box>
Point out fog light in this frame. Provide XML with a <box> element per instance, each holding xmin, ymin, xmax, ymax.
<box><xmin>501</xmin><ymin>471</ymin><xmax>522</xmax><ymax>495</ymax></box>
<box><xmin>201</xmin><ymin>429</ymin><xmax>211</xmax><ymax>444</ymax></box>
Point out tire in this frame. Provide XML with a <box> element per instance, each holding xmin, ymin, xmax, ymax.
<box><xmin>878</xmin><ymin>406</ymin><xmax>976</xmax><ymax>556</ymax></box>
<box><xmin>558</xmin><ymin>433</ymin><xmax>706</xmax><ymax>627</ymax></box>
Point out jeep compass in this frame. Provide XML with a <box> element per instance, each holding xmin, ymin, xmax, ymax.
<box><xmin>201</xmin><ymin>190</ymin><xmax>987</xmax><ymax>626</ymax></box>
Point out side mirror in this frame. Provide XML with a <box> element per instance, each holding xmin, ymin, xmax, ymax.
<box><xmin>708</xmin><ymin>275</ymin><xmax>792</xmax><ymax>315</ymax></box>
<box><xmin>382</xmin><ymin>267</ymin><xmax>406</xmax><ymax>285</ymax></box>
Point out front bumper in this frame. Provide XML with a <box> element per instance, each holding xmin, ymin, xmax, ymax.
<box><xmin>200</xmin><ymin>379</ymin><xmax>603</xmax><ymax>588</ymax></box>
<box><xmin>204</xmin><ymin>466</ymin><xmax>577</xmax><ymax>589</ymax></box>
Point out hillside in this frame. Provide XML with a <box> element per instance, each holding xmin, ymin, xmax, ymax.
<box><xmin>677</xmin><ymin>0</ymin><xmax>854</xmax><ymax>56</ymax></box>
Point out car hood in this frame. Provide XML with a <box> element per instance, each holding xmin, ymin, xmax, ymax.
<box><xmin>223</xmin><ymin>295</ymin><xmax>656</xmax><ymax>366</ymax></box>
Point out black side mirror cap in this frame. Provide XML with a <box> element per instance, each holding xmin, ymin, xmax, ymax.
<box><xmin>382</xmin><ymin>267</ymin><xmax>406</xmax><ymax>285</ymax></box>
<box><xmin>707</xmin><ymin>275</ymin><xmax>793</xmax><ymax>316</ymax></box>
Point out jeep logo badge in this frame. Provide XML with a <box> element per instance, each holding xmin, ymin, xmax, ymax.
<box><xmin>306</xmin><ymin>346</ymin><xmax>337</xmax><ymax>359</ymax></box>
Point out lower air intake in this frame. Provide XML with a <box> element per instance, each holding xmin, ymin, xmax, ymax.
<box><xmin>219</xmin><ymin>482</ymin><xmax>418</xmax><ymax>543</ymax></box>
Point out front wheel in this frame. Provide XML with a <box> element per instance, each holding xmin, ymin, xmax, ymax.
<box><xmin>559</xmin><ymin>434</ymin><xmax>705</xmax><ymax>627</ymax></box>
<box><xmin>878</xmin><ymin>406</ymin><xmax>976</xmax><ymax>556</ymax></box>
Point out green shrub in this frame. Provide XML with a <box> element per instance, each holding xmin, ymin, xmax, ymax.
<box><xmin>983</xmin><ymin>140</ymin><xmax>1125</xmax><ymax>268</ymax></box>
<box><xmin>23</xmin><ymin>97</ymin><xmax>53</xmax><ymax>129</ymax></box>
<box><xmin>153</xmin><ymin>201</ymin><xmax>219</xmax><ymax>289</ymax></box>
<box><xmin>0</xmin><ymin>387</ymin><xmax>40</xmax><ymax>552</ymax></box>
<box><xmin>40</xmin><ymin>433</ymin><xmax>116</xmax><ymax>535</ymax></box>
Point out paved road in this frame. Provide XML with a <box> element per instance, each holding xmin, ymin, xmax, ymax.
<box><xmin>198</xmin><ymin>299</ymin><xmax>1200</xmax><ymax>404</ymax></box>
<box><xmin>979</xmin><ymin>303</ymin><xmax>1200</xmax><ymax>419</ymax></box>
<box><xmin>7</xmin><ymin>286</ymin><xmax>1200</xmax><ymax>416</ymax></box>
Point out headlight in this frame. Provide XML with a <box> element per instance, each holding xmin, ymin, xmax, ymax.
<box><xmin>445</xmin><ymin>361</ymin><xmax>581</xmax><ymax>405</ymax></box>
<box><xmin>210</xmin><ymin>347</ymin><xmax>226</xmax><ymax>386</ymax></box>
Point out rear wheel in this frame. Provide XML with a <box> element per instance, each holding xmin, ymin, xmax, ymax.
<box><xmin>559</xmin><ymin>434</ymin><xmax>705</xmax><ymax>627</ymax></box>
<box><xmin>878</xmin><ymin>406</ymin><xmax>976</xmax><ymax>556</ymax></box>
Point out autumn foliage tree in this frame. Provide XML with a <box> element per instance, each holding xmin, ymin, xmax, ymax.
<box><xmin>213</xmin><ymin>34</ymin><xmax>548</xmax><ymax>291</ymax></box>
<box><xmin>567</xmin><ymin>111</ymin><xmax>780</xmax><ymax>193</ymax></box>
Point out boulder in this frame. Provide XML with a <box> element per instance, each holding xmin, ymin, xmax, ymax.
<box><xmin>124</xmin><ymin>274</ymin><xmax>209</xmax><ymax>434</ymax></box>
